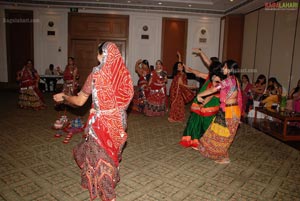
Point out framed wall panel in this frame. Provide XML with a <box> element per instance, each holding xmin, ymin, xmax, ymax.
<box><xmin>241</xmin><ymin>11</ymin><xmax>258</xmax><ymax>82</ymax></box>
<box><xmin>254</xmin><ymin>9</ymin><xmax>275</xmax><ymax>81</ymax></box>
<box><xmin>270</xmin><ymin>10</ymin><xmax>297</xmax><ymax>91</ymax></box>
<box><xmin>290</xmin><ymin>8</ymin><xmax>300</xmax><ymax>92</ymax></box>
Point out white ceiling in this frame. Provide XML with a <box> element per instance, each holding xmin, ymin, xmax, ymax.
<box><xmin>1</xmin><ymin>0</ymin><xmax>271</xmax><ymax>15</ymax></box>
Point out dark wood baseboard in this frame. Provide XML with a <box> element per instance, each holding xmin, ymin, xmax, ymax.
<box><xmin>0</xmin><ymin>82</ymin><xmax>19</xmax><ymax>91</ymax></box>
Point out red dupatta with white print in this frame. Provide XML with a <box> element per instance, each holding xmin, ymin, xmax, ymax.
<box><xmin>82</xmin><ymin>42</ymin><xmax>134</xmax><ymax>166</ymax></box>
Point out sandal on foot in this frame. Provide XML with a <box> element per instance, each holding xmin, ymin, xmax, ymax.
<box><xmin>54</xmin><ymin>133</ymin><xmax>62</xmax><ymax>138</ymax></box>
<box><xmin>191</xmin><ymin>143</ymin><xmax>199</xmax><ymax>150</ymax></box>
<box><xmin>214</xmin><ymin>158</ymin><xmax>230</xmax><ymax>164</ymax></box>
<box><xmin>63</xmin><ymin>139</ymin><xmax>70</xmax><ymax>144</ymax></box>
<box><xmin>179</xmin><ymin>140</ymin><xmax>191</xmax><ymax>148</ymax></box>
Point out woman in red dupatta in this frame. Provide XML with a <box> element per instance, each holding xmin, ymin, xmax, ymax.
<box><xmin>53</xmin><ymin>42</ymin><xmax>134</xmax><ymax>201</ymax></box>
<box><xmin>168</xmin><ymin>62</ymin><xmax>196</xmax><ymax>122</ymax></box>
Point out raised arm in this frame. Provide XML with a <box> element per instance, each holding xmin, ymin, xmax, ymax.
<box><xmin>177</xmin><ymin>51</ymin><xmax>182</xmax><ymax>63</ymax></box>
<box><xmin>135</xmin><ymin>59</ymin><xmax>143</xmax><ymax>76</ymax></box>
<box><xmin>184</xmin><ymin>64</ymin><xmax>208</xmax><ymax>80</ymax></box>
<box><xmin>192</xmin><ymin>48</ymin><xmax>212</xmax><ymax>67</ymax></box>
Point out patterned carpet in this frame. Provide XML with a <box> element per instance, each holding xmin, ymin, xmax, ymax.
<box><xmin>0</xmin><ymin>91</ymin><xmax>300</xmax><ymax>201</ymax></box>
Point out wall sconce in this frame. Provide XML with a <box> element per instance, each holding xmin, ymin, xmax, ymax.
<box><xmin>199</xmin><ymin>28</ymin><xmax>207</xmax><ymax>43</ymax></box>
<box><xmin>143</xmin><ymin>25</ymin><xmax>148</xmax><ymax>31</ymax></box>
<box><xmin>48</xmin><ymin>21</ymin><xmax>54</xmax><ymax>27</ymax></box>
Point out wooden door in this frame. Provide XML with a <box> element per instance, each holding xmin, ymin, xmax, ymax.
<box><xmin>5</xmin><ymin>9</ymin><xmax>33</xmax><ymax>84</ymax></box>
<box><xmin>71</xmin><ymin>39</ymin><xmax>98</xmax><ymax>86</ymax></box>
<box><xmin>68</xmin><ymin>13</ymin><xmax>129</xmax><ymax>86</ymax></box>
<box><xmin>71</xmin><ymin>39</ymin><xmax>127</xmax><ymax>87</ymax></box>
<box><xmin>162</xmin><ymin>18</ymin><xmax>187</xmax><ymax>76</ymax></box>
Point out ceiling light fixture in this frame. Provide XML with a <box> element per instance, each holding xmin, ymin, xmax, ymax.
<box><xmin>158</xmin><ymin>2</ymin><xmax>162</xmax><ymax>5</ymax></box>
<box><xmin>188</xmin><ymin>4</ymin><xmax>192</xmax><ymax>7</ymax></box>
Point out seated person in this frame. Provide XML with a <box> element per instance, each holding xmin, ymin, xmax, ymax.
<box><xmin>248</xmin><ymin>74</ymin><xmax>266</xmax><ymax>118</ymax></box>
<box><xmin>44</xmin><ymin>64</ymin><xmax>62</xmax><ymax>92</ymax></box>
<box><xmin>45</xmin><ymin>64</ymin><xmax>62</xmax><ymax>75</ymax></box>
<box><xmin>251</xmin><ymin>74</ymin><xmax>266</xmax><ymax>101</ymax></box>
<box><xmin>266</xmin><ymin>77</ymin><xmax>287</xmax><ymax>97</ymax></box>
<box><xmin>287</xmin><ymin>79</ymin><xmax>300</xmax><ymax>112</ymax></box>
<box><xmin>261</xmin><ymin>86</ymin><xmax>279</xmax><ymax>109</ymax></box>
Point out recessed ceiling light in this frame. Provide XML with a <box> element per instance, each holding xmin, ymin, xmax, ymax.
<box><xmin>230</xmin><ymin>0</ymin><xmax>234</xmax><ymax>2</ymax></box>
<box><xmin>158</xmin><ymin>2</ymin><xmax>162</xmax><ymax>5</ymax></box>
<box><xmin>127</xmin><ymin>0</ymin><xmax>131</xmax><ymax>3</ymax></box>
<box><xmin>188</xmin><ymin>4</ymin><xmax>192</xmax><ymax>7</ymax></box>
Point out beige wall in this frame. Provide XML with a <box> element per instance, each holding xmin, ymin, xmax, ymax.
<box><xmin>0</xmin><ymin>6</ymin><xmax>221</xmax><ymax>85</ymax></box>
<box><xmin>241</xmin><ymin>3</ymin><xmax>299</xmax><ymax>93</ymax></box>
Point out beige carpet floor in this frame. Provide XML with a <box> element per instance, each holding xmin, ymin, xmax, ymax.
<box><xmin>0</xmin><ymin>91</ymin><xmax>300</xmax><ymax>201</ymax></box>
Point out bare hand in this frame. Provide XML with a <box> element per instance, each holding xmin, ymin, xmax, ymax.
<box><xmin>197</xmin><ymin>95</ymin><xmax>204</xmax><ymax>103</ymax></box>
<box><xmin>53</xmin><ymin>92</ymin><xmax>65</xmax><ymax>102</ymax></box>
<box><xmin>192</xmin><ymin>48</ymin><xmax>201</xmax><ymax>55</ymax></box>
<box><xmin>89</xmin><ymin>108</ymin><xmax>96</xmax><ymax>114</ymax></box>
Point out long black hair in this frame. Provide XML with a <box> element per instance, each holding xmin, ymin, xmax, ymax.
<box><xmin>172</xmin><ymin>61</ymin><xmax>184</xmax><ymax>78</ymax></box>
<box><xmin>292</xmin><ymin>80</ymin><xmax>300</xmax><ymax>97</ymax></box>
<box><xmin>209</xmin><ymin>61</ymin><xmax>224</xmax><ymax>81</ymax></box>
<box><xmin>268</xmin><ymin>77</ymin><xmax>282</xmax><ymax>88</ymax></box>
<box><xmin>223</xmin><ymin>60</ymin><xmax>240</xmax><ymax>78</ymax></box>
<box><xmin>255</xmin><ymin>74</ymin><xmax>266</xmax><ymax>85</ymax></box>
<box><xmin>98</xmin><ymin>41</ymin><xmax>107</xmax><ymax>55</ymax></box>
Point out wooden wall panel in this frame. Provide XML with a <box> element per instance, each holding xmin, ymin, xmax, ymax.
<box><xmin>290</xmin><ymin>8</ymin><xmax>300</xmax><ymax>92</ymax></box>
<box><xmin>241</xmin><ymin>11</ymin><xmax>258</xmax><ymax>82</ymax></box>
<box><xmin>222</xmin><ymin>15</ymin><xmax>244</xmax><ymax>67</ymax></box>
<box><xmin>68</xmin><ymin>13</ymin><xmax>129</xmax><ymax>86</ymax></box>
<box><xmin>71</xmin><ymin>39</ymin><xmax>98</xmax><ymax>86</ymax></box>
<box><xmin>69</xmin><ymin>13</ymin><xmax>128</xmax><ymax>38</ymax></box>
<box><xmin>5</xmin><ymin>9</ymin><xmax>33</xmax><ymax>84</ymax></box>
<box><xmin>254</xmin><ymin>9</ymin><xmax>275</xmax><ymax>81</ymax></box>
<box><xmin>270</xmin><ymin>10</ymin><xmax>297</xmax><ymax>91</ymax></box>
<box><xmin>162</xmin><ymin>18</ymin><xmax>187</xmax><ymax>75</ymax></box>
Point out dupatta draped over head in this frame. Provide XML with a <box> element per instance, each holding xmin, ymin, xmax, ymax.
<box><xmin>84</xmin><ymin>41</ymin><xmax>134</xmax><ymax>166</ymax></box>
<box><xmin>74</xmin><ymin>42</ymin><xmax>134</xmax><ymax>201</ymax></box>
